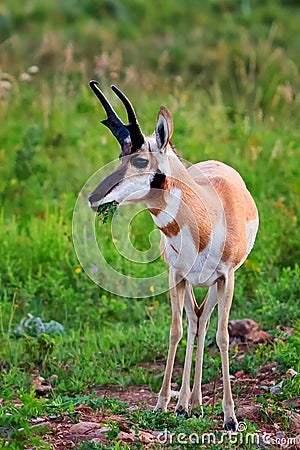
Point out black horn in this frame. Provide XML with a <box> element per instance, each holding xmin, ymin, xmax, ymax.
<box><xmin>89</xmin><ymin>80</ymin><xmax>132</xmax><ymax>156</ymax></box>
<box><xmin>111</xmin><ymin>85</ymin><xmax>145</xmax><ymax>150</ymax></box>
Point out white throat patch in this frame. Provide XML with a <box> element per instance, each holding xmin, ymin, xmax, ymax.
<box><xmin>151</xmin><ymin>188</ymin><xmax>182</xmax><ymax>228</ymax></box>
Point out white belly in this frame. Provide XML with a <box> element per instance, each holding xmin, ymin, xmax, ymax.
<box><xmin>163</xmin><ymin>220</ymin><xmax>231</xmax><ymax>287</ymax></box>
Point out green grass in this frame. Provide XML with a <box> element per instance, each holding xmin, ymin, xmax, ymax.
<box><xmin>1</xmin><ymin>0</ymin><xmax>300</xmax><ymax>447</ymax></box>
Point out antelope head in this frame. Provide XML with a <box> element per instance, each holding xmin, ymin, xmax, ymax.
<box><xmin>88</xmin><ymin>81</ymin><xmax>176</xmax><ymax>211</ymax></box>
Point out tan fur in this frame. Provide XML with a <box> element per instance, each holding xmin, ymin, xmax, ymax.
<box><xmin>188</xmin><ymin>161</ymin><xmax>258</xmax><ymax>266</ymax></box>
<box><xmin>147</xmin><ymin>156</ymin><xmax>258</xmax><ymax>266</ymax></box>
<box><xmin>158</xmin><ymin>218</ymin><xmax>180</xmax><ymax>238</ymax></box>
<box><xmin>148</xmin><ymin>169</ymin><xmax>214</xmax><ymax>253</ymax></box>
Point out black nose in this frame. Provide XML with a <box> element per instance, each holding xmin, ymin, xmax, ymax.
<box><xmin>88</xmin><ymin>193</ymin><xmax>100</xmax><ymax>212</ymax></box>
<box><xmin>88</xmin><ymin>193</ymin><xmax>97</xmax><ymax>203</ymax></box>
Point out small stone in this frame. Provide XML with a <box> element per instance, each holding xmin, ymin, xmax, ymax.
<box><xmin>91</xmin><ymin>436</ymin><xmax>107</xmax><ymax>444</ymax></box>
<box><xmin>228</xmin><ymin>319</ymin><xmax>258</xmax><ymax>337</ymax></box>
<box><xmin>139</xmin><ymin>430</ymin><xmax>155</xmax><ymax>443</ymax></box>
<box><xmin>228</xmin><ymin>319</ymin><xmax>271</xmax><ymax>342</ymax></box>
<box><xmin>235</xmin><ymin>370</ymin><xmax>245</xmax><ymax>378</ymax></box>
<box><xmin>117</xmin><ymin>431</ymin><xmax>135</xmax><ymax>442</ymax></box>
<box><xmin>30</xmin><ymin>417</ymin><xmax>46</xmax><ymax>424</ymax></box>
<box><xmin>128</xmin><ymin>405</ymin><xmax>138</xmax><ymax>411</ymax></box>
<box><xmin>69</xmin><ymin>421</ymin><xmax>101</xmax><ymax>435</ymax></box>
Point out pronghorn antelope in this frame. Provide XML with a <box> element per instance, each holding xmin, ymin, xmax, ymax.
<box><xmin>88</xmin><ymin>80</ymin><xmax>259</xmax><ymax>430</ymax></box>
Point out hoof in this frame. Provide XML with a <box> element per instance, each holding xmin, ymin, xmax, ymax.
<box><xmin>175</xmin><ymin>406</ymin><xmax>189</xmax><ymax>419</ymax></box>
<box><xmin>224</xmin><ymin>418</ymin><xmax>238</xmax><ymax>431</ymax></box>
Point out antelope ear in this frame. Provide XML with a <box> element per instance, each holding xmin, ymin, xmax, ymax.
<box><xmin>155</xmin><ymin>106</ymin><xmax>173</xmax><ymax>152</ymax></box>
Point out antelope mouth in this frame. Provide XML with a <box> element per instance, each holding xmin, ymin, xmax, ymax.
<box><xmin>88</xmin><ymin>197</ymin><xmax>117</xmax><ymax>212</ymax></box>
<box><xmin>88</xmin><ymin>183</ymin><xmax>119</xmax><ymax>211</ymax></box>
<box><xmin>90</xmin><ymin>203</ymin><xmax>100</xmax><ymax>212</ymax></box>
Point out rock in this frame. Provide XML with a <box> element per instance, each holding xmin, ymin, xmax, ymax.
<box><xmin>237</xmin><ymin>404</ymin><xmax>260</xmax><ymax>418</ymax></box>
<box><xmin>30</xmin><ymin>417</ymin><xmax>46</xmax><ymax>424</ymax></box>
<box><xmin>228</xmin><ymin>319</ymin><xmax>271</xmax><ymax>342</ymax></box>
<box><xmin>69</xmin><ymin>421</ymin><xmax>102</xmax><ymax>435</ymax></box>
<box><xmin>139</xmin><ymin>430</ymin><xmax>155</xmax><ymax>443</ymax></box>
<box><xmin>229</xmin><ymin>318</ymin><xmax>258</xmax><ymax>337</ymax></box>
<box><xmin>234</xmin><ymin>370</ymin><xmax>245</xmax><ymax>378</ymax></box>
<box><xmin>117</xmin><ymin>431</ymin><xmax>135</xmax><ymax>442</ymax></box>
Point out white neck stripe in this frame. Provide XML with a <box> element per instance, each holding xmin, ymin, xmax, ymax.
<box><xmin>151</xmin><ymin>188</ymin><xmax>182</xmax><ymax>228</ymax></box>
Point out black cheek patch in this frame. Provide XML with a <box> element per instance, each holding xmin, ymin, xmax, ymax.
<box><xmin>150</xmin><ymin>171</ymin><xmax>166</xmax><ymax>190</ymax></box>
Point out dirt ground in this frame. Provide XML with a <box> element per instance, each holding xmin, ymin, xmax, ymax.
<box><xmin>37</xmin><ymin>360</ymin><xmax>300</xmax><ymax>449</ymax></box>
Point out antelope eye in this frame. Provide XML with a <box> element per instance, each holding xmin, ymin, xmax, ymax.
<box><xmin>130</xmin><ymin>156</ymin><xmax>149</xmax><ymax>169</ymax></box>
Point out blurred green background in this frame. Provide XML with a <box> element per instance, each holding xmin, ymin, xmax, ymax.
<box><xmin>0</xmin><ymin>0</ymin><xmax>299</xmax><ymax>405</ymax></box>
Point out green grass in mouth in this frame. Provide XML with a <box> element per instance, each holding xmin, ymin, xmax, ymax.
<box><xmin>97</xmin><ymin>201</ymin><xmax>119</xmax><ymax>224</ymax></box>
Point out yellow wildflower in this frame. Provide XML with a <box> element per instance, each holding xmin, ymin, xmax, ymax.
<box><xmin>274</xmin><ymin>201</ymin><xmax>285</xmax><ymax>210</ymax></box>
<box><xmin>75</xmin><ymin>267</ymin><xmax>82</xmax><ymax>274</ymax></box>
<box><xmin>245</xmin><ymin>259</ymin><xmax>261</xmax><ymax>273</ymax></box>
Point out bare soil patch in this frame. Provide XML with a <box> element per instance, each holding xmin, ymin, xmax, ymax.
<box><xmin>39</xmin><ymin>361</ymin><xmax>300</xmax><ymax>449</ymax></box>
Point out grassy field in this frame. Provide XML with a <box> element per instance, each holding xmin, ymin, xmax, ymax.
<box><xmin>1</xmin><ymin>0</ymin><xmax>300</xmax><ymax>448</ymax></box>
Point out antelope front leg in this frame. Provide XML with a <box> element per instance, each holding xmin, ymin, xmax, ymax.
<box><xmin>190</xmin><ymin>284</ymin><xmax>218</xmax><ymax>415</ymax></box>
<box><xmin>216</xmin><ymin>272</ymin><xmax>238</xmax><ymax>431</ymax></box>
<box><xmin>155</xmin><ymin>271</ymin><xmax>186</xmax><ymax>412</ymax></box>
<box><xmin>175</xmin><ymin>285</ymin><xmax>198</xmax><ymax>417</ymax></box>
